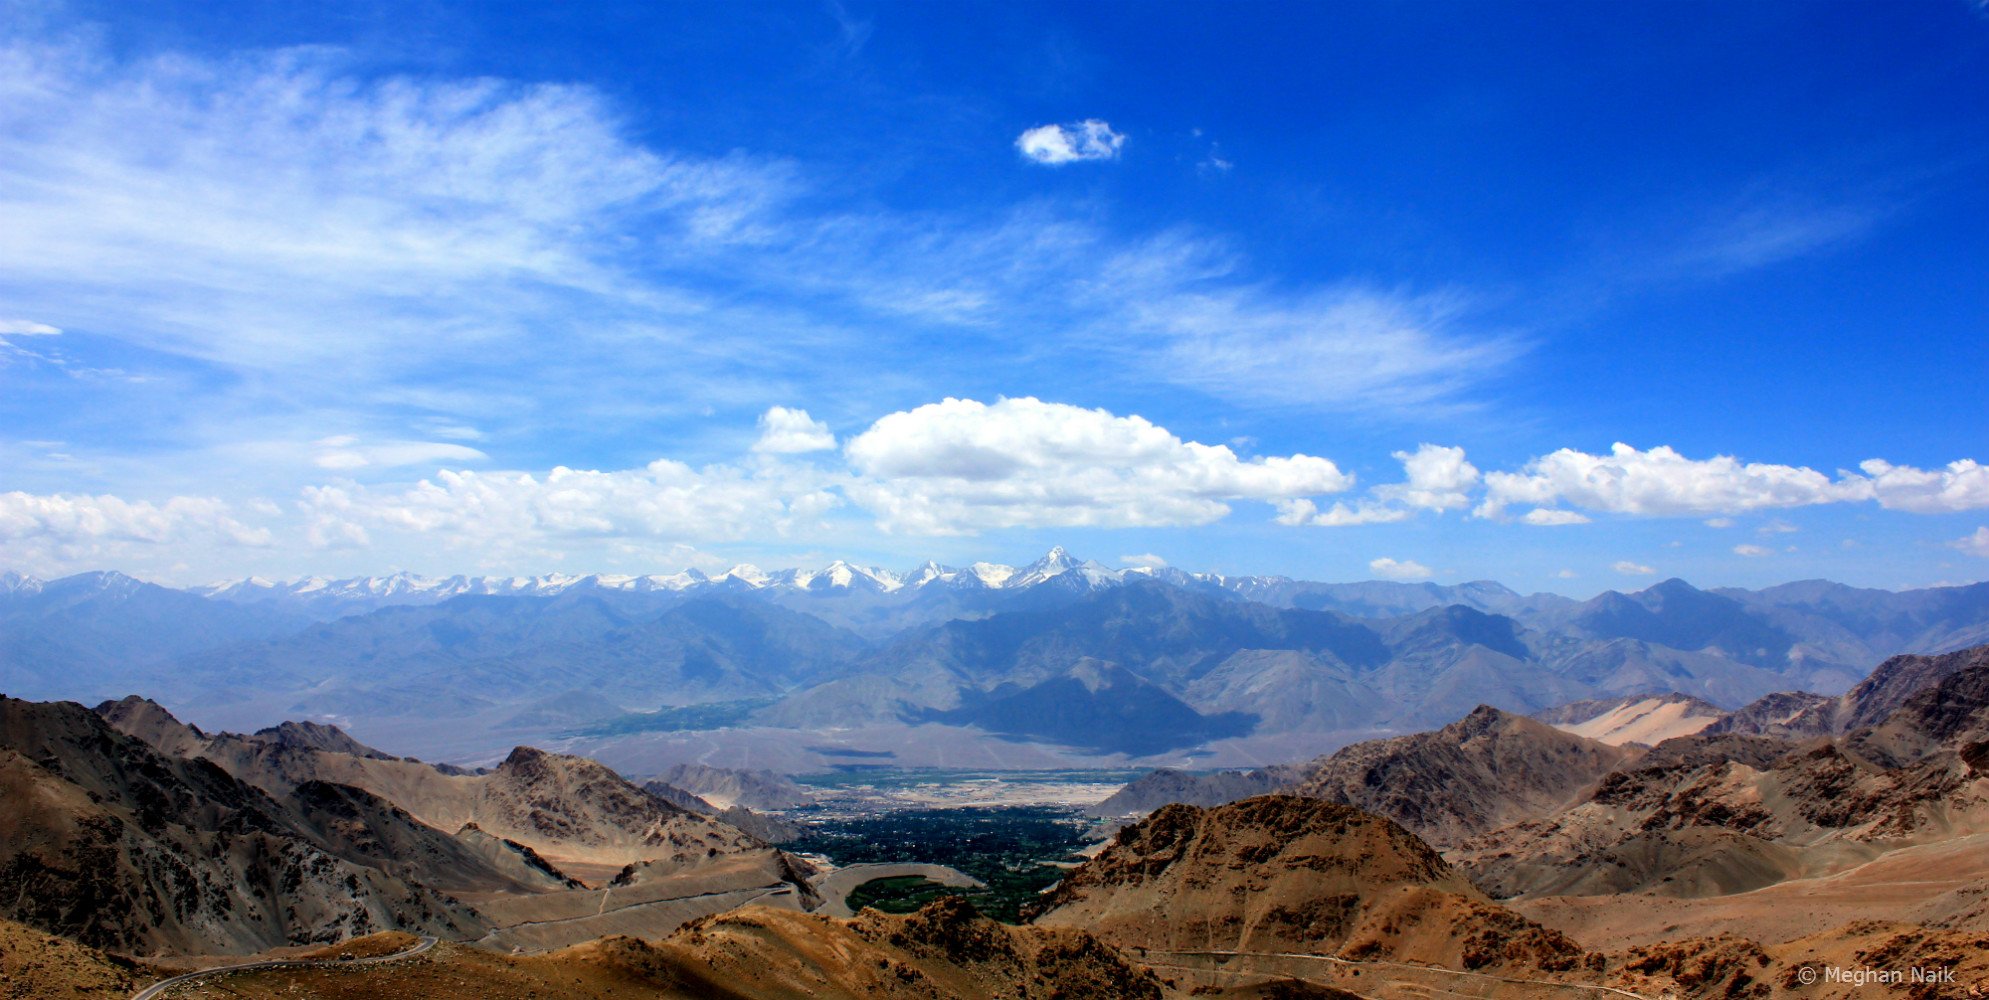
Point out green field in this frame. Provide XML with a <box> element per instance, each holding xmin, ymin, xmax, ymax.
<box><xmin>781</xmin><ymin>806</ymin><xmax>1093</xmax><ymax>923</ymax></box>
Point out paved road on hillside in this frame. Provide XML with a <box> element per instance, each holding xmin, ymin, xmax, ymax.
<box><xmin>131</xmin><ymin>935</ymin><xmax>436</xmax><ymax>1000</ymax></box>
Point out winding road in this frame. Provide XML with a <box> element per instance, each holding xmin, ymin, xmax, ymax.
<box><xmin>130</xmin><ymin>935</ymin><xmax>437</xmax><ymax>1000</ymax></box>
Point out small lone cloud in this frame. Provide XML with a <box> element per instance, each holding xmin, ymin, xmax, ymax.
<box><xmin>1613</xmin><ymin>560</ymin><xmax>1656</xmax><ymax>575</ymax></box>
<box><xmin>1016</xmin><ymin>119</ymin><xmax>1126</xmax><ymax>166</ymax></box>
<box><xmin>1121</xmin><ymin>553</ymin><xmax>1168</xmax><ymax>569</ymax></box>
<box><xmin>0</xmin><ymin>319</ymin><xmax>61</xmax><ymax>336</ymax></box>
<box><xmin>1556</xmin><ymin>569</ymin><xmax>1578</xmax><ymax>579</ymax></box>
<box><xmin>1704</xmin><ymin>517</ymin><xmax>1734</xmax><ymax>528</ymax></box>
<box><xmin>1521</xmin><ymin>508</ymin><xmax>1590</xmax><ymax>526</ymax></box>
<box><xmin>1733</xmin><ymin>543</ymin><xmax>1773</xmax><ymax>557</ymax></box>
<box><xmin>1370</xmin><ymin>557</ymin><xmax>1432</xmax><ymax>581</ymax></box>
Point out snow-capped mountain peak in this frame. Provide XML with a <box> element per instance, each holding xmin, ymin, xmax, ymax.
<box><xmin>0</xmin><ymin>570</ymin><xmax>44</xmax><ymax>596</ymax></box>
<box><xmin>713</xmin><ymin>564</ymin><xmax>770</xmax><ymax>588</ymax></box>
<box><xmin>1008</xmin><ymin>546</ymin><xmax>1094</xmax><ymax>589</ymax></box>
<box><xmin>967</xmin><ymin>562</ymin><xmax>1016</xmax><ymax>588</ymax></box>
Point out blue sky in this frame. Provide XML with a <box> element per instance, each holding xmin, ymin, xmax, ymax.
<box><xmin>1</xmin><ymin>0</ymin><xmax>1985</xmax><ymax>593</ymax></box>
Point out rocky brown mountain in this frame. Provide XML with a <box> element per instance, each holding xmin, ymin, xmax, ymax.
<box><xmin>0</xmin><ymin>696</ymin><xmax>490</xmax><ymax>955</ymax></box>
<box><xmin>651</xmin><ymin>762</ymin><xmax>814</xmax><ymax>810</ymax></box>
<box><xmin>94</xmin><ymin>699</ymin><xmax>766</xmax><ymax>871</ymax></box>
<box><xmin>1084</xmin><ymin>764</ymin><xmax>1300</xmax><ymax>818</ymax></box>
<box><xmin>1031</xmin><ymin>795</ymin><xmax>1588</xmax><ymax>973</ymax></box>
<box><xmin>1282</xmin><ymin>705</ymin><xmax>1638</xmax><ymax>846</ymax></box>
<box><xmin>1454</xmin><ymin>646</ymin><xmax>1989</xmax><ymax>901</ymax></box>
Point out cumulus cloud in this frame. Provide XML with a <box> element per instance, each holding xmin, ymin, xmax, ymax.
<box><xmin>1276</xmin><ymin>444</ymin><xmax>1478</xmax><ymax>527</ymax></box>
<box><xmin>1733</xmin><ymin>543</ymin><xmax>1773</xmax><ymax>557</ymax></box>
<box><xmin>1015</xmin><ymin>119</ymin><xmax>1126</xmax><ymax>165</ymax></box>
<box><xmin>1953</xmin><ymin>527</ymin><xmax>1989</xmax><ymax>558</ymax></box>
<box><xmin>752</xmin><ymin>406</ymin><xmax>836</xmax><ymax>454</ymax></box>
<box><xmin>1479</xmin><ymin>443</ymin><xmax>1867</xmax><ymax>518</ymax></box>
<box><xmin>301</xmin><ymin>460</ymin><xmax>839</xmax><ymax>555</ymax></box>
<box><xmin>1121</xmin><ymin>553</ymin><xmax>1168</xmax><ymax>569</ymax></box>
<box><xmin>1378</xmin><ymin>444</ymin><xmax>1480</xmax><ymax>511</ymax></box>
<box><xmin>842</xmin><ymin>397</ymin><xmax>1351</xmax><ymax>534</ymax></box>
<box><xmin>1860</xmin><ymin>459</ymin><xmax>1989</xmax><ymax>513</ymax></box>
<box><xmin>1613</xmin><ymin>560</ymin><xmax>1657</xmax><ymax>575</ymax></box>
<box><xmin>1369</xmin><ymin>557</ymin><xmax>1432</xmax><ymax>581</ymax></box>
<box><xmin>1274</xmin><ymin>499</ymin><xmax>1411</xmax><ymax>527</ymax></box>
<box><xmin>0</xmin><ymin>491</ymin><xmax>274</xmax><ymax>572</ymax></box>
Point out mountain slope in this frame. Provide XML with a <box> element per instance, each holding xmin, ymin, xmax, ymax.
<box><xmin>1031</xmin><ymin>795</ymin><xmax>1587</xmax><ymax>973</ymax></box>
<box><xmin>1284</xmin><ymin>706</ymin><xmax>1638</xmax><ymax>846</ymax></box>
<box><xmin>0</xmin><ymin>696</ymin><xmax>488</xmax><ymax>954</ymax></box>
<box><xmin>1537</xmin><ymin>693</ymin><xmax>1726</xmax><ymax>747</ymax></box>
<box><xmin>1453</xmin><ymin>645</ymin><xmax>1989</xmax><ymax>901</ymax></box>
<box><xmin>96</xmin><ymin>700</ymin><xmax>768</xmax><ymax>870</ymax></box>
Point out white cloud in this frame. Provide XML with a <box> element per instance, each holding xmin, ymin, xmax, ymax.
<box><xmin>1733</xmin><ymin>543</ymin><xmax>1773</xmax><ymax>557</ymax></box>
<box><xmin>0</xmin><ymin>36</ymin><xmax>789</xmax><ymax>385</ymax></box>
<box><xmin>1276</xmin><ymin>443</ymin><xmax>1480</xmax><ymax>527</ymax></box>
<box><xmin>1520</xmin><ymin>508</ymin><xmax>1590</xmax><ymax>526</ymax></box>
<box><xmin>1121</xmin><ymin>553</ymin><xmax>1168</xmax><ymax>569</ymax></box>
<box><xmin>1859</xmin><ymin>459</ymin><xmax>1989</xmax><ymax>513</ymax></box>
<box><xmin>1369</xmin><ymin>557</ymin><xmax>1432</xmax><ymax>581</ymax></box>
<box><xmin>298</xmin><ymin>457</ymin><xmax>841</xmax><ymax>564</ymax></box>
<box><xmin>1015</xmin><ymin>119</ymin><xmax>1125</xmax><ymax>165</ymax></box>
<box><xmin>0</xmin><ymin>491</ymin><xmax>274</xmax><ymax>573</ymax></box>
<box><xmin>1378</xmin><ymin>444</ymin><xmax>1479</xmax><ymax>511</ymax></box>
<box><xmin>1274</xmin><ymin>498</ymin><xmax>1412</xmax><ymax>527</ymax></box>
<box><xmin>752</xmin><ymin>406</ymin><xmax>836</xmax><ymax>454</ymax></box>
<box><xmin>311</xmin><ymin>438</ymin><xmax>488</xmax><ymax>471</ymax></box>
<box><xmin>1613</xmin><ymin>560</ymin><xmax>1656</xmax><ymax>575</ymax></box>
<box><xmin>0</xmin><ymin>319</ymin><xmax>60</xmax><ymax>336</ymax></box>
<box><xmin>1556</xmin><ymin>569</ymin><xmax>1578</xmax><ymax>579</ymax></box>
<box><xmin>1757</xmin><ymin>519</ymin><xmax>1798</xmax><ymax>534</ymax></box>
<box><xmin>1953</xmin><ymin>527</ymin><xmax>1989</xmax><ymax>558</ymax></box>
<box><xmin>1113</xmin><ymin>275</ymin><xmax>1521</xmax><ymax>412</ymax></box>
<box><xmin>842</xmin><ymin>397</ymin><xmax>1351</xmax><ymax>534</ymax></box>
<box><xmin>1704</xmin><ymin>517</ymin><xmax>1734</xmax><ymax>528</ymax></box>
<box><xmin>1479</xmin><ymin>443</ymin><xmax>1866</xmax><ymax>518</ymax></box>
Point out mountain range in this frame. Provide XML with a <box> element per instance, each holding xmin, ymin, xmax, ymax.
<box><xmin>5</xmin><ymin>553</ymin><xmax>1988</xmax><ymax>765</ymax></box>
<box><xmin>5</xmin><ymin>643</ymin><xmax>1989</xmax><ymax>998</ymax></box>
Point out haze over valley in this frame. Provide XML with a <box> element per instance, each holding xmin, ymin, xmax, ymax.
<box><xmin>11</xmin><ymin>552</ymin><xmax>1989</xmax><ymax>772</ymax></box>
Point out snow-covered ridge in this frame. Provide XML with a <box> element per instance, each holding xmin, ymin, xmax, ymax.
<box><xmin>189</xmin><ymin>547</ymin><xmax>1146</xmax><ymax>606</ymax></box>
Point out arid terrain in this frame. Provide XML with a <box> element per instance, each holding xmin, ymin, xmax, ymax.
<box><xmin>6</xmin><ymin>635</ymin><xmax>1989</xmax><ymax>999</ymax></box>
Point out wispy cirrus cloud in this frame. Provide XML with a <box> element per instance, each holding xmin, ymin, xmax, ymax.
<box><xmin>1674</xmin><ymin>200</ymin><xmax>1881</xmax><ymax>278</ymax></box>
<box><xmin>0</xmin><ymin>32</ymin><xmax>1520</xmax><ymax>482</ymax></box>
